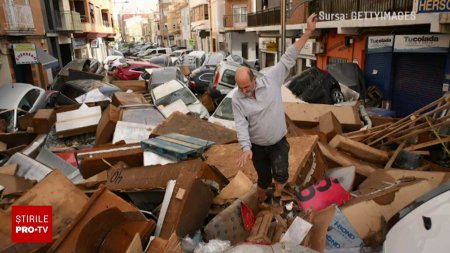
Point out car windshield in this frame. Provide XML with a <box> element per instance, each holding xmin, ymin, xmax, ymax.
<box><xmin>152</xmin><ymin>71</ymin><xmax>176</xmax><ymax>84</ymax></box>
<box><xmin>148</xmin><ymin>56</ymin><xmax>167</xmax><ymax>66</ymax></box>
<box><xmin>214</xmin><ymin>97</ymin><xmax>234</xmax><ymax>120</ymax></box>
<box><xmin>172</xmin><ymin>51</ymin><xmax>182</xmax><ymax>57</ymax></box>
<box><xmin>155</xmin><ymin>87</ymin><xmax>197</xmax><ymax>106</ymax></box>
<box><xmin>203</xmin><ymin>53</ymin><xmax>224</xmax><ymax>66</ymax></box>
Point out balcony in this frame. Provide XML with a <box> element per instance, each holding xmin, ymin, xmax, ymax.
<box><xmin>80</xmin><ymin>15</ymin><xmax>89</xmax><ymax>23</ymax></box>
<box><xmin>248</xmin><ymin>7</ymin><xmax>280</xmax><ymax>27</ymax></box>
<box><xmin>223</xmin><ymin>14</ymin><xmax>247</xmax><ymax>30</ymax></box>
<box><xmin>315</xmin><ymin>0</ymin><xmax>414</xmax><ymax>19</ymax></box>
<box><xmin>1</xmin><ymin>3</ymin><xmax>35</xmax><ymax>33</ymax></box>
<box><xmin>55</xmin><ymin>11</ymin><xmax>82</xmax><ymax>32</ymax></box>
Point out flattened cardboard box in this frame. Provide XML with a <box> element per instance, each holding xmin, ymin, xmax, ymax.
<box><xmin>50</xmin><ymin>187</ymin><xmax>154</xmax><ymax>252</ymax></box>
<box><xmin>0</xmin><ymin>170</ymin><xmax>88</xmax><ymax>251</ymax></box>
<box><xmin>106</xmin><ymin>159</ymin><xmax>228</xmax><ymax>191</ymax></box>
<box><xmin>32</xmin><ymin>109</ymin><xmax>56</xmax><ymax>134</ymax></box>
<box><xmin>96</xmin><ymin>104</ymin><xmax>120</xmax><ymax>145</ymax></box>
<box><xmin>159</xmin><ymin>166</ymin><xmax>215</xmax><ymax>239</ymax></box>
<box><xmin>341</xmin><ymin>169</ymin><xmax>450</xmax><ymax>245</ymax></box>
<box><xmin>77</xmin><ymin>143</ymin><xmax>143</xmax><ymax>179</ymax></box>
<box><xmin>284</xmin><ymin>102</ymin><xmax>362</xmax><ymax>131</ymax></box>
<box><xmin>151</xmin><ymin>112</ymin><xmax>237</xmax><ymax>144</ymax></box>
<box><xmin>204</xmin><ymin>136</ymin><xmax>324</xmax><ymax>187</ymax></box>
<box><xmin>112</xmin><ymin>92</ymin><xmax>147</xmax><ymax>107</ymax></box>
<box><xmin>112</xmin><ymin>80</ymin><xmax>147</xmax><ymax>92</ymax></box>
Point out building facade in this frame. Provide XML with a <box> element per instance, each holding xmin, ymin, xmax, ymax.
<box><xmin>0</xmin><ymin>0</ymin><xmax>52</xmax><ymax>87</ymax></box>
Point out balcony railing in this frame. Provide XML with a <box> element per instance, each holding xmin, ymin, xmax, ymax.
<box><xmin>224</xmin><ymin>14</ymin><xmax>247</xmax><ymax>28</ymax></box>
<box><xmin>248</xmin><ymin>7</ymin><xmax>280</xmax><ymax>27</ymax></box>
<box><xmin>314</xmin><ymin>0</ymin><xmax>413</xmax><ymax>19</ymax></box>
<box><xmin>80</xmin><ymin>15</ymin><xmax>89</xmax><ymax>23</ymax></box>
<box><xmin>2</xmin><ymin>3</ymin><xmax>34</xmax><ymax>32</ymax></box>
<box><xmin>55</xmin><ymin>11</ymin><xmax>81</xmax><ymax>32</ymax></box>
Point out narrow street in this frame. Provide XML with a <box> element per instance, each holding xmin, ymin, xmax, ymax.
<box><xmin>0</xmin><ymin>0</ymin><xmax>450</xmax><ymax>252</ymax></box>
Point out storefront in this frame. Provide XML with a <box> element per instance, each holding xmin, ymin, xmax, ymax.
<box><xmin>259</xmin><ymin>37</ymin><xmax>278</xmax><ymax>69</ymax></box>
<box><xmin>365</xmin><ymin>34</ymin><xmax>450</xmax><ymax>117</ymax></box>
<box><xmin>297</xmin><ymin>39</ymin><xmax>318</xmax><ymax>72</ymax></box>
<box><xmin>392</xmin><ymin>34</ymin><xmax>450</xmax><ymax>117</ymax></box>
<box><xmin>316</xmin><ymin>33</ymin><xmax>367</xmax><ymax>70</ymax></box>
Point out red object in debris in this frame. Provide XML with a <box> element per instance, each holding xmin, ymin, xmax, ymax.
<box><xmin>296</xmin><ymin>178</ymin><xmax>352</xmax><ymax>211</ymax></box>
<box><xmin>55</xmin><ymin>150</ymin><xmax>78</xmax><ymax>168</ymax></box>
<box><xmin>241</xmin><ymin>202</ymin><xmax>255</xmax><ymax>231</ymax></box>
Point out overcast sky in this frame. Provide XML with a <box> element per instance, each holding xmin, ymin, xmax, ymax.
<box><xmin>113</xmin><ymin>0</ymin><xmax>159</xmax><ymax>14</ymax></box>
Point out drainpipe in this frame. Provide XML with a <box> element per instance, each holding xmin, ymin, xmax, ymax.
<box><xmin>281</xmin><ymin>0</ymin><xmax>286</xmax><ymax>58</ymax></box>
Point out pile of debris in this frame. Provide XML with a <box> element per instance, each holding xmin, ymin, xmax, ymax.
<box><xmin>0</xmin><ymin>80</ymin><xmax>449</xmax><ymax>253</ymax></box>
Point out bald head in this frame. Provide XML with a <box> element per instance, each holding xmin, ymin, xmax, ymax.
<box><xmin>235</xmin><ymin>67</ymin><xmax>256</xmax><ymax>97</ymax></box>
<box><xmin>235</xmin><ymin>66</ymin><xmax>252</xmax><ymax>85</ymax></box>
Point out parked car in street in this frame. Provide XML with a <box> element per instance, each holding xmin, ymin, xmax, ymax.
<box><xmin>0</xmin><ymin>83</ymin><xmax>47</xmax><ymax>132</ymax></box>
<box><xmin>103</xmin><ymin>50</ymin><xmax>124</xmax><ymax>71</ymax></box>
<box><xmin>188</xmin><ymin>52</ymin><xmax>227</xmax><ymax>94</ymax></box>
<box><xmin>286</xmin><ymin>67</ymin><xmax>345</xmax><ymax>104</ymax></box>
<box><xmin>151</xmin><ymin>80</ymin><xmax>209</xmax><ymax>118</ymax></box>
<box><xmin>137</xmin><ymin>47</ymin><xmax>173</xmax><ymax>58</ymax></box>
<box><xmin>144</xmin><ymin>54</ymin><xmax>174</xmax><ymax>67</ymax></box>
<box><xmin>114</xmin><ymin>61</ymin><xmax>160</xmax><ymax>80</ymax></box>
<box><xmin>208</xmin><ymin>88</ymin><xmax>237</xmax><ymax>130</ymax></box>
<box><xmin>56</xmin><ymin>79</ymin><xmax>121</xmax><ymax>103</ymax></box>
<box><xmin>51</xmin><ymin>58</ymin><xmax>104</xmax><ymax>90</ymax></box>
<box><xmin>139</xmin><ymin>67</ymin><xmax>187</xmax><ymax>90</ymax></box>
<box><xmin>170</xmin><ymin>49</ymin><xmax>192</xmax><ymax>64</ymax></box>
<box><xmin>208</xmin><ymin>60</ymin><xmax>261</xmax><ymax>97</ymax></box>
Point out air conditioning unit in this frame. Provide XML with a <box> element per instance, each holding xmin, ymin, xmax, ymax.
<box><xmin>314</xmin><ymin>42</ymin><xmax>325</xmax><ymax>54</ymax></box>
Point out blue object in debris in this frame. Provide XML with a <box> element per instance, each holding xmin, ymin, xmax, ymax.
<box><xmin>141</xmin><ymin>133</ymin><xmax>215</xmax><ymax>160</ymax></box>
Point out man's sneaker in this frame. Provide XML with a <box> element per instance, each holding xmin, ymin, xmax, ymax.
<box><xmin>258</xmin><ymin>196</ymin><xmax>272</xmax><ymax>210</ymax></box>
<box><xmin>272</xmin><ymin>195</ymin><xmax>283</xmax><ymax>208</ymax></box>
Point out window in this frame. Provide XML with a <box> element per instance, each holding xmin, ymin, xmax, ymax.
<box><xmin>131</xmin><ymin>67</ymin><xmax>146</xmax><ymax>72</ymax></box>
<box><xmin>96</xmin><ymin>6</ymin><xmax>101</xmax><ymax>26</ymax></box>
<box><xmin>89</xmin><ymin>3</ymin><xmax>95</xmax><ymax>23</ymax></box>
<box><xmin>214</xmin><ymin>97</ymin><xmax>234</xmax><ymax>120</ymax></box>
<box><xmin>328</xmin><ymin>57</ymin><xmax>348</xmax><ymax>64</ymax></box>
<box><xmin>233</xmin><ymin>6</ymin><xmax>247</xmax><ymax>24</ymax></box>
<box><xmin>221</xmin><ymin>70</ymin><xmax>236</xmax><ymax>86</ymax></box>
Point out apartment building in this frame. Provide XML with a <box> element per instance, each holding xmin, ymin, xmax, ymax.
<box><xmin>0</xmin><ymin>0</ymin><xmax>53</xmax><ymax>87</ymax></box>
<box><xmin>190</xmin><ymin>0</ymin><xmax>212</xmax><ymax>52</ymax></box>
<box><xmin>221</xmin><ymin>0</ymin><xmax>257</xmax><ymax>59</ymax></box>
<box><xmin>71</xmin><ymin>0</ymin><xmax>115</xmax><ymax>61</ymax></box>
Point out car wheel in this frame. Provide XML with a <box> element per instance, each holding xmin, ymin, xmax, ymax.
<box><xmin>331</xmin><ymin>88</ymin><xmax>344</xmax><ymax>104</ymax></box>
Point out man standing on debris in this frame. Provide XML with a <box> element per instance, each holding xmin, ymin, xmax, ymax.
<box><xmin>232</xmin><ymin>13</ymin><xmax>317</xmax><ymax>208</ymax></box>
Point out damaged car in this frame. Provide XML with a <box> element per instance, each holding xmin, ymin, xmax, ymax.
<box><xmin>0</xmin><ymin>83</ymin><xmax>47</xmax><ymax>132</ymax></box>
<box><xmin>151</xmin><ymin>80</ymin><xmax>209</xmax><ymax>119</ymax></box>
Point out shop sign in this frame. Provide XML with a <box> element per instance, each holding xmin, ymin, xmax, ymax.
<box><xmin>13</xmin><ymin>44</ymin><xmax>38</xmax><ymax>64</ymax></box>
<box><xmin>367</xmin><ymin>35</ymin><xmax>394</xmax><ymax>54</ymax></box>
<box><xmin>394</xmin><ymin>34</ymin><xmax>450</xmax><ymax>53</ymax></box>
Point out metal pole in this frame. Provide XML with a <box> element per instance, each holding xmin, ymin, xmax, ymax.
<box><xmin>208</xmin><ymin>0</ymin><xmax>213</xmax><ymax>52</ymax></box>
<box><xmin>281</xmin><ymin>0</ymin><xmax>286</xmax><ymax>58</ymax></box>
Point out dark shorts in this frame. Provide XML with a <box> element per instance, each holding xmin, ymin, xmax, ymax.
<box><xmin>251</xmin><ymin>136</ymin><xmax>290</xmax><ymax>189</ymax></box>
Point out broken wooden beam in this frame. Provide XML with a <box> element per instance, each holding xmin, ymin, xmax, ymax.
<box><xmin>329</xmin><ymin>135</ymin><xmax>389</xmax><ymax>164</ymax></box>
<box><xmin>318</xmin><ymin>142</ymin><xmax>377</xmax><ymax>177</ymax></box>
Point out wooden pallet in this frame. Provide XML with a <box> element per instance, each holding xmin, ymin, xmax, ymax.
<box><xmin>141</xmin><ymin>133</ymin><xmax>215</xmax><ymax>160</ymax></box>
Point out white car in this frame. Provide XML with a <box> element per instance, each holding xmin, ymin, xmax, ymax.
<box><xmin>103</xmin><ymin>50</ymin><xmax>124</xmax><ymax>71</ymax></box>
<box><xmin>0</xmin><ymin>83</ymin><xmax>47</xmax><ymax>132</ymax></box>
<box><xmin>208</xmin><ymin>87</ymin><xmax>237</xmax><ymax>130</ymax></box>
<box><xmin>151</xmin><ymin>80</ymin><xmax>209</xmax><ymax>119</ymax></box>
<box><xmin>208</xmin><ymin>84</ymin><xmax>305</xmax><ymax>130</ymax></box>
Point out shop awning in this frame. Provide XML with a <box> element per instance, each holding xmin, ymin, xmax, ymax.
<box><xmin>36</xmin><ymin>47</ymin><xmax>59</xmax><ymax>69</ymax></box>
